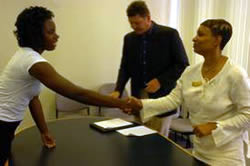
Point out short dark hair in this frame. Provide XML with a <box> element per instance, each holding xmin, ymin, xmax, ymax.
<box><xmin>14</xmin><ymin>6</ymin><xmax>54</xmax><ymax>51</ymax></box>
<box><xmin>201</xmin><ymin>19</ymin><xmax>232</xmax><ymax>50</ymax></box>
<box><xmin>126</xmin><ymin>1</ymin><xmax>150</xmax><ymax>17</ymax></box>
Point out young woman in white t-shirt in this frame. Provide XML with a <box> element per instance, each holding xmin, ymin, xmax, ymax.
<box><xmin>0</xmin><ymin>6</ymin><xmax>133</xmax><ymax>165</ymax></box>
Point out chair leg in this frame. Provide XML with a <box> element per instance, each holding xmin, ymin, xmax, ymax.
<box><xmin>186</xmin><ymin>135</ymin><xmax>192</xmax><ymax>148</ymax></box>
<box><xmin>174</xmin><ymin>131</ymin><xmax>177</xmax><ymax>142</ymax></box>
<box><xmin>56</xmin><ymin>109</ymin><xmax>58</xmax><ymax>119</ymax></box>
<box><xmin>186</xmin><ymin>140</ymin><xmax>190</xmax><ymax>148</ymax></box>
<box><xmin>98</xmin><ymin>107</ymin><xmax>101</xmax><ymax>116</ymax></box>
<box><xmin>87</xmin><ymin>107</ymin><xmax>90</xmax><ymax>116</ymax></box>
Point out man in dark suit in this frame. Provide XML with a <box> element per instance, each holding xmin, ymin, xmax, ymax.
<box><xmin>111</xmin><ymin>1</ymin><xmax>189</xmax><ymax>135</ymax></box>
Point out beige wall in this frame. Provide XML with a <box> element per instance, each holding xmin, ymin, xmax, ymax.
<box><xmin>1</xmin><ymin>1</ymin><xmax>248</xmax><ymax>132</ymax></box>
<box><xmin>0</xmin><ymin>0</ymin><xmax>132</xmax><ymax>131</ymax></box>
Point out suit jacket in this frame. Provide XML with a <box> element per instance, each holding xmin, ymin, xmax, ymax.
<box><xmin>115</xmin><ymin>22</ymin><xmax>189</xmax><ymax>98</ymax></box>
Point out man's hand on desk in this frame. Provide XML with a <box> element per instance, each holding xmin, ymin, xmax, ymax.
<box><xmin>41</xmin><ymin>132</ymin><xmax>56</xmax><ymax>149</ymax></box>
<box><xmin>145</xmin><ymin>78</ymin><xmax>161</xmax><ymax>93</ymax></box>
<box><xmin>193</xmin><ymin>122</ymin><xmax>217</xmax><ymax>138</ymax></box>
<box><xmin>122</xmin><ymin>97</ymin><xmax>142</xmax><ymax>115</ymax></box>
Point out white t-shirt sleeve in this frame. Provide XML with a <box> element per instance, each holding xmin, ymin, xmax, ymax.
<box><xmin>24</xmin><ymin>51</ymin><xmax>48</xmax><ymax>73</ymax></box>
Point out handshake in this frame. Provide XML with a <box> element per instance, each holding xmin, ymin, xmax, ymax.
<box><xmin>111</xmin><ymin>91</ymin><xmax>143</xmax><ymax>115</ymax></box>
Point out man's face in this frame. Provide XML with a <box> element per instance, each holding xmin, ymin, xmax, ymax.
<box><xmin>128</xmin><ymin>15</ymin><xmax>151</xmax><ymax>35</ymax></box>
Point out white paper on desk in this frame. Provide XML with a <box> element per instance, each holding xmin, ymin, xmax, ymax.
<box><xmin>117</xmin><ymin>126</ymin><xmax>157</xmax><ymax>136</ymax></box>
<box><xmin>94</xmin><ymin>118</ymin><xmax>132</xmax><ymax>129</ymax></box>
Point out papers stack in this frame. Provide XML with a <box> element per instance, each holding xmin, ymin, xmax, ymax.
<box><xmin>90</xmin><ymin>118</ymin><xmax>157</xmax><ymax>136</ymax></box>
<box><xmin>90</xmin><ymin>118</ymin><xmax>134</xmax><ymax>132</ymax></box>
<box><xmin>117</xmin><ymin>126</ymin><xmax>157</xmax><ymax>136</ymax></box>
<box><xmin>94</xmin><ymin>118</ymin><xmax>133</xmax><ymax>129</ymax></box>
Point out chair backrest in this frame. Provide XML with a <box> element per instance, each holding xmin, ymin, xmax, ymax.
<box><xmin>55</xmin><ymin>94</ymin><xmax>89</xmax><ymax>112</ymax></box>
<box><xmin>98</xmin><ymin>83</ymin><xmax>128</xmax><ymax>98</ymax></box>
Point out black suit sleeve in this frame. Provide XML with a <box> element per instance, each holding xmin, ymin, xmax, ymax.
<box><xmin>115</xmin><ymin>36</ymin><xmax>130</xmax><ymax>96</ymax></box>
<box><xmin>157</xmin><ymin>30</ymin><xmax>189</xmax><ymax>88</ymax></box>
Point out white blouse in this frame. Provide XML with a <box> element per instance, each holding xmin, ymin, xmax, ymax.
<box><xmin>140</xmin><ymin>59</ymin><xmax>250</xmax><ymax>165</ymax></box>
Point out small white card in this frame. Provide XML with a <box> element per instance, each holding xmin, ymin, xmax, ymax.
<box><xmin>94</xmin><ymin>118</ymin><xmax>133</xmax><ymax>129</ymax></box>
<box><xmin>117</xmin><ymin>126</ymin><xmax>157</xmax><ymax>136</ymax></box>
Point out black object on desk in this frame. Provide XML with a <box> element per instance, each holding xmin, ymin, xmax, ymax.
<box><xmin>10</xmin><ymin>117</ymin><xmax>205</xmax><ymax>166</ymax></box>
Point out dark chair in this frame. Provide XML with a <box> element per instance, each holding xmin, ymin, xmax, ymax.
<box><xmin>55</xmin><ymin>93</ymin><xmax>90</xmax><ymax>119</ymax></box>
<box><xmin>170</xmin><ymin>107</ymin><xmax>193</xmax><ymax>148</ymax></box>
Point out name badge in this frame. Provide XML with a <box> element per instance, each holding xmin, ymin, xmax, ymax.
<box><xmin>192</xmin><ymin>81</ymin><xmax>202</xmax><ymax>87</ymax></box>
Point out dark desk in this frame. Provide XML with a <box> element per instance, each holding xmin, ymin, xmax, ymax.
<box><xmin>10</xmin><ymin>117</ymin><xmax>204</xmax><ymax>166</ymax></box>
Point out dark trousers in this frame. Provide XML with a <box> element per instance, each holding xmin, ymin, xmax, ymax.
<box><xmin>0</xmin><ymin>120</ymin><xmax>20</xmax><ymax>166</ymax></box>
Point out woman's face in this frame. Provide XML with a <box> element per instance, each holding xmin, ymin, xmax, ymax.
<box><xmin>192</xmin><ymin>25</ymin><xmax>220</xmax><ymax>55</ymax></box>
<box><xmin>43</xmin><ymin>19</ymin><xmax>59</xmax><ymax>51</ymax></box>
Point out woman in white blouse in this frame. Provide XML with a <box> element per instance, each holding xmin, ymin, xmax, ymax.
<box><xmin>124</xmin><ymin>19</ymin><xmax>250</xmax><ymax>166</ymax></box>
